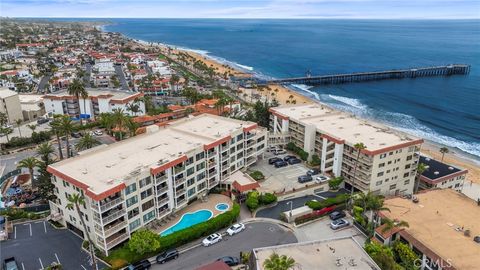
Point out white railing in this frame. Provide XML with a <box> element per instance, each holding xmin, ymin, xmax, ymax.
<box><xmin>106</xmin><ymin>232</ymin><xmax>129</xmax><ymax>249</ymax></box>
<box><xmin>104</xmin><ymin>220</ymin><xmax>128</xmax><ymax>237</ymax></box>
<box><xmin>103</xmin><ymin>209</ymin><xmax>126</xmax><ymax>225</ymax></box>
<box><xmin>99</xmin><ymin>197</ymin><xmax>123</xmax><ymax>213</ymax></box>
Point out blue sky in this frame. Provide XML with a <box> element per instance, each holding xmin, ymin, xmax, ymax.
<box><xmin>1</xmin><ymin>0</ymin><xmax>479</xmax><ymax>19</ymax></box>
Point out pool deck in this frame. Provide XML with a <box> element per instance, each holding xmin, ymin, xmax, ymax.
<box><xmin>152</xmin><ymin>194</ymin><xmax>233</xmax><ymax>234</ymax></box>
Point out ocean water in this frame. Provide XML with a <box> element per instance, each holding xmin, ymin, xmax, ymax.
<box><xmin>104</xmin><ymin>19</ymin><xmax>480</xmax><ymax>158</ymax></box>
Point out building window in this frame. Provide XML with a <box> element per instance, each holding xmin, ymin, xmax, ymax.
<box><xmin>139</xmin><ymin>176</ymin><xmax>152</xmax><ymax>188</ymax></box>
<box><xmin>140</xmin><ymin>188</ymin><xmax>153</xmax><ymax>200</ymax></box>
<box><xmin>188</xmin><ymin>187</ymin><xmax>196</xmax><ymax>197</ymax></box>
<box><xmin>143</xmin><ymin>210</ymin><xmax>155</xmax><ymax>223</ymax></box>
<box><xmin>195</xmin><ymin>152</ymin><xmax>205</xmax><ymax>161</ymax></box>
<box><xmin>237</xmin><ymin>134</ymin><xmax>243</xmax><ymax>141</ymax></box>
<box><xmin>197</xmin><ymin>172</ymin><xmax>205</xmax><ymax>181</ymax></box>
<box><xmin>128</xmin><ymin>207</ymin><xmax>139</xmax><ymax>219</ymax></box>
<box><xmin>129</xmin><ymin>219</ymin><xmax>141</xmax><ymax>231</ymax></box>
<box><xmin>196</xmin><ymin>162</ymin><xmax>205</xmax><ymax>171</ymax></box>
<box><xmin>379</xmin><ymin>153</ymin><xmax>387</xmax><ymax>159</ymax></box>
<box><xmin>142</xmin><ymin>199</ymin><xmax>154</xmax><ymax>211</ymax></box>
<box><xmin>379</xmin><ymin>163</ymin><xmax>385</xmax><ymax>168</ymax></box>
<box><xmin>187</xmin><ymin>167</ymin><xmax>195</xmax><ymax>176</ymax></box>
<box><xmin>126</xmin><ymin>195</ymin><xmax>138</xmax><ymax>208</ymax></box>
<box><xmin>376</xmin><ymin>181</ymin><xmax>382</xmax><ymax>186</ymax></box>
<box><xmin>186</xmin><ymin>157</ymin><xmax>194</xmax><ymax>166</ymax></box>
<box><xmin>125</xmin><ymin>183</ymin><xmax>137</xmax><ymax>195</ymax></box>
<box><xmin>187</xmin><ymin>178</ymin><xmax>195</xmax><ymax>187</ymax></box>
<box><xmin>389</xmin><ymin>184</ymin><xmax>397</xmax><ymax>190</ymax></box>
<box><xmin>406</xmin><ymin>155</ymin><xmax>413</xmax><ymax>161</ymax></box>
<box><xmin>377</xmin><ymin>172</ymin><xmax>384</xmax><ymax>177</ymax></box>
<box><xmin>403</xmin><ymin>173</ymin><xmax>410</xmax><ymax>178</ymax></box>
<box><xmin>404</xmin><ymin>180</ymin><xmax>410</xmax><ymax>185</ymax></box>
<box><xmin>198</xmin><ymin>181</ymin><xmax>206</xmax><ymax>191</ymax></box>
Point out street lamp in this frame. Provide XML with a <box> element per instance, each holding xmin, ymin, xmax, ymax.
<box><xmin>286</xmin><ymin>201</ymin><xmax>293</xmax><ymax>222</ymax></box>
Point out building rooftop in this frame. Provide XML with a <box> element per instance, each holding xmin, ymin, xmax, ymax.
<box><xmin>0</xmin><ymin>88</ymin><xmax>18</xmax><ymax>99</ymax></box>
<box><xmin>271</xmin><ymin>104</ymin><xmax>421</xmax><ymax>152</ymax></box>
<box><xmin>381</xmin><ymin>189</ymin><xmax>480</xmax><ymax>270</ymax></box>
<box><xmin>419</xmin><ymin>155</ymin><xmax>466</xmax><ymax>180</ymax></box>
<box><xmin>48</xmin><ymin>114</ymin><xmax>259</xmax><ymax>199</ymax></box>
<box><xmin>43</xmin><ymin>88</ymin><xmax>140</xmax><ymax>101</ymax></box>
<box><xmin>253</xmin><ymin>236</ymin><xmax>380</xmax><ymax>270</ymax></box>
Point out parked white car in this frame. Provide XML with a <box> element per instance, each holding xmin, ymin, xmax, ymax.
<box><xmin>315</xmin><ymin>175</ymin><xmax>330</xmax><ymax>183</ymax></box>
<box><xmin>202</xmin><ymin>233</ymin><xmax>222</xmax><ymax>246</ymax></box>
<box><xmin>226</xmin><ymin>223</ymin><xmax>245</xmax><ymax>236</ymax></box>
<box><xmin>93</xmin><ymin>129</ymin><xmax>103</xmax><ymax>136</ymax></box>
<box><xmin>330</xmin><ymin>218</ymin><xmax>349</xmax><ymax>230</ymax></box>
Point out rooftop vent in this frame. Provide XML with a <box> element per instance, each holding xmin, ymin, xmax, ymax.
<box><xmin>426</xmin><ymin>158</ymin><xmax>431</xmax><ymax>161</ymax></box>
<box><xmin>434</xmin><ymin>171</ymin><xmax>440</xmax><ymax>175</ymax></box>
<box><xmin>448</xmin><ymin>167</ymin><xmax>454</xmax><ymax>170</ymax></box>
<box><xmin>106</xmin><ymin>179</ymin><xmax>114</xmax><ymax>184</ymax></box>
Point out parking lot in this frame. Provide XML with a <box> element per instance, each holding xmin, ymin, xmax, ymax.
<box><xmin>251</xmin><ymin>151</ymin><xmax>329</xmax><ymax>194</ymax></box>
<box><xmin>0</xmin><ymin>220</ymin><xmax>106</xmax><ymax>270</ymax></box>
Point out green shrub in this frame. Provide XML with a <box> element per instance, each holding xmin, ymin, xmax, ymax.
<box><xmin>305</xmin><ymin>194</ymin><xmax>349</xmax><ymax>210</ymax></box>
<box><xmin>286</xmin><ymin>142</ymin><xmax>309</xmax><ymax>161</ymax></box>
<box><xmin>393</xmin><ymin>241</ymin><xmax>420</xmax><ymax>270</ymax></box>
<box><xmin>328</xmin><ymin>177</ymin><xmax>344</xmax><ymax>190</ymax></box>
<box><xmin>246</xmin><ymin>195</ymin><xmax>259</xmax><ymax>211</ymax></box>
<box><xmin>259</xmin><ymin>193</ymin><xmax>277</xmax><ymax>205</ymax></box>
<box><xmin>0</xmin><ymin>208</ymin><xmax>45</xmax><ymax>220</ymax></box>
<box><xmin>106</xmin><ymin>203</ymin><xmax>241</xmax><ymax>268</ymax></box>
<box><xmin>5</xmin><ymin>131</ymin><xmax>51</xmax><ymax>148</ymax></box>
<box><xmin>310</xmin><ymin>154</ymin><xmax>321</xmax><ymax>166</ymax></box>
<box><xmin>249</xmin><ymin>170</ymin><xmax>265</xmax><ymax>181</ymax></box>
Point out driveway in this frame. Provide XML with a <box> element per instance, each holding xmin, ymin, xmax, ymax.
<box><xmin>114</xmin><ymin>65</ymin><xmax>129</xmax><ymax>90</ymax></box>
<box><xmin>294</xmin><ymin>215</ymin><xmax>366</xmax><ymax>244</ymax></box>
<box><xmin>151</xmin><ymin>221</ymin><xmax>297</xmax><ymax>270</ymax></box>
<box><xmin>0</xmin><ymin>220</ymin><xmax>106</xmax><ymax>270</ymax></box>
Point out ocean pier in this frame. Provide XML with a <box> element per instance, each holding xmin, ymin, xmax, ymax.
<box><xmin>249</xmin><ymin>64</ymin><xmax>470</xmax><ymax>86</ymax></box>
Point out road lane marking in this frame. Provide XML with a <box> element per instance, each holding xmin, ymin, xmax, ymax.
<box><xmin>21</xmin><ymin>262</ymin><xmax>25</xmax><ymax>270</ymax></box>
<box><xmin>14</xmin><ymin>226</ymin><xmax>16</xmax><ymax>239</ymax></box>
<box><xmin>81</xmin><ymin>265</ymin><xmax>87</xmax><ymax>270</ymax></box>
<box><xmin>55</xmin><ymin>253</ymin><xmax>60</xmax><ymax>264</ymax></box>
<box><xmin>38</xmin><ymin>258</ymin><xmax>44</xmax><ymax>269</ymax></box>
<box><xmin>43</xmin><ymin>221</ymin><xmax>47</xmax><ymax>233</ymax></box>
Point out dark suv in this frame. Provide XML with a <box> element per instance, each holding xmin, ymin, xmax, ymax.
<box><xmin>156</xmin><ymin>249</ymin><xmax>179</xmax><ymax>264</ymax></box>
<box><xmin>274</xmin><ymin>160</ymin><xmax>288</xmax><ymax>168</ymax></box>
<box><xmin>298</xmin><ymin>175</ymin><xmax>313</xmax><ymax>183</ymax></box>
<box><xmin>329</xmin><ymin>211</ymin><xmax>346</xmax><ymax>220</ymax></box>
<box><xmin>268</xmin><ymin>157</ymin><xmax>282</xmax><ymax>164</ymax></box>
<box><xmin>288</xmin><ymin>158</ymin><xmax>302</xmax><ymax>165</ymax></box>
<box><xmin>127</xmin><ymin>259</ymin><xmax>151</xmax><ymax>270</ymax></box>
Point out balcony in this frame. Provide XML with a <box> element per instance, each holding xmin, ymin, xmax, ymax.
<box><xmin>207</xmin><ymin>161</ymin><xmax>216</xmax><ymax>169</ymax></box>
<box><xmin>102</xmin><ymin>208</ymin><xmax>126</xmax><ymax>225</ymax></box>
<box><xmin>221</xmin><ymin>155</ymin><xmax>229</xmax><ymax>161</ymax></box>
<box><xmin>157</xmin><ymin>197</ymin><xmax>169</xmax><ymax>206</ymax></box>
<box><xmin>156</xmin><ymin>175</ymin><xmax>168</xmax><ymax>183</ymax></box>
<box><xmin>156</xmin><ymin>186</ymin><xmax>168</xmax><ymax>194</ymax></box>
<box><xmin>175</xmin><ymin>177</ymin><xmax>185</xmax><ymax>185</ymax></box>
<box><xmin>105</xmin><ymin>232</ymin><xmax>129</xmax><ymax>250</ymax></box>
<box><xmin>174</xmin><ymin>165</ymin><xmax>185</xmax><ymax>173</ymax></box>
<box><xmin>104</xmin><ymin>220</ymin><xmax>128</xmax><ymax>237</ymax></box>
<box><xmin>207</xmin><ymin>151</ymin><xmax>217</xmax><ymax>158</ymax></box>
<box><xmin>176</xmin><ymin>197</ymin><xmax>186</xmax><ymax>205</ymax></box>
<box><xmin>176</xmin><ymin>188</ymin><xmax>186</xmax><ymax>195</ymax></box>
<box><xmin>158</xmin><ymin>208</ymin><xmax>170</xmax><ymax>218</ymax></box>
<box><xmin>246</xmin><ymin>140</ymin><xmax>255</xmax><ymax>148</ymax></box>
<box><xmin>92</xmin><ymin>197</ymin><xmax>123</xmax><ymax>213</ymax></box>
<box><xmin>246</xmin><ymin>149</ymin><xmax>255</xmax><ymax>157</ymax></box>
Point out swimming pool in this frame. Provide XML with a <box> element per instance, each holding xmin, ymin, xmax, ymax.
<box><xmin>160</xmin><ymin>209</ymin><xmax>213</xmax><ymax>236</ymax></box>
<box><xmin>215</xmin><ymin>203</ymin><xmax>229</xmax><ymax>211</ymax></box>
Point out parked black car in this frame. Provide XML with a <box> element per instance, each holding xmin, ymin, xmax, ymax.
<box><xmin>36</xmin><ymin>118</ymin><xmax>49</xmax><ymax>124</ymax></box>
<box><xmin>156</xmin><ymin>249</ymin><xmax>179</xmax><ymax>264</ymax></box>
<box><xmin>329</xmin><ymin>211</ymin><xmax>346</xmax><ymax>220</ymax></box>
<box><xmin>274</xmin><ymin>160</ymin><xmax>288</xmax><ymax>168</ymax></box>
<box><xmin>288</xmin><ymin>158</ymin><xmax>302</xmax><ymax>165</ymax></box>
<box><xmin>298</xmin><ymin>175</ymin><xmax>313</xmax><ymax>183</ymax></box>
<box><xmin>3</xmin><ymin>257</ymin><xmax>19</xmax><ymax>270</ymax></box>
<box><xmin>268</xmin><ymin>157</ymin><xmax>282</xmax><ymax>164</ymax></box>
<box><xmin>71</xmin><ymin>132</ymin><xmax>82</xmax><ymax>138</ymax></box>
<box><xmin>306</xmin><ymin>169</ymin><xmax>320</xmax><ymax>176</ymax></box>
<box><xmin>283</xmin><ymin>155</ymin><xmax>296</xmax><ymax>162</ymax></box>
<box><xmin>127</xmin><ymin>259</ymin><xmax>151</xmax><ymax>270</ymax></box>
<box><xmin>217</xmin><ymin>256</ymin><xmax>240</xmax><ymax>266</ymax></box>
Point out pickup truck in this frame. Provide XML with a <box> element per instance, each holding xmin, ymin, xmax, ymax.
<box><xmin>3</xmin><ymin>257</ymin><xmax>19</xmax><ymax>270</ymax></box>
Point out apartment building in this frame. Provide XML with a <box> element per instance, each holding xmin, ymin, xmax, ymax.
<box><xmin>417</xmin><ymin>156</ymin><xmax>467</xmax><ymax>192</ymax></box>
<box><xmin>43</xmin><ymin>88</ymin><xmax>145</xmax><ymax>119</ymax></box>
<box><xmin>269</xmin><ymin>104</ymin><xmax>423</xmax><ymax>195</ymax></box>
<box><xmin>0</xmin><ymin>88</ymin><xmax>23</xmax><ymax>124</ymax></box>
<box><xmin>47</xmin><ymin>114</ymin><xmax>267</xmax><ymax>255</ymax></box>
<box><xmin>375</xmin><ymin>189</ymin><xmax>480</xmax><ymax>270</ymax></box>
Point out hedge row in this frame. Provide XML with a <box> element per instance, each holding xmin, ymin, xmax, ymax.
<box><xmin>4</xmin><ymin>131</ymin><xmax>51</xmax><ymax>148</ymax></box>
<box><xmin>305</xmin><ymin>194</ymin><xmax>350</xmax><ymax>210</ymax></box>
<box><xmin>295</xmin><ymin>205</ymin><xmax>337</xmax><ymax>225</ymax></box>
<box><xmin>286</xmin><ymin>142</ymin><xmax>309</xmax><ymax>161</ymax></box>
<box><xmin>106</xmin><ymin>203</ymin><xmax>240</xmax><ymax>269</ymax></box>
<box><xmin>246</xmin><ymin>191</ymin><xmax>277</xmax><ymax>212</ymax></box>
<box><xmin>0</xmin><ymin>208</ymin><xmax>47</xmax><ymax>220</ymax></box>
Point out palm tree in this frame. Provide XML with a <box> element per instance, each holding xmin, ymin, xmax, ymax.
<box><xmin>80</xmin><ymin>89</ymin><xmax>89</xmax><ymax>125</ymax></box>
<box><xmin>126</xmin><ymin>101</ymin><xmax>142</xmax><ymax>116</ymax></box>
<box><xmin>381</xmin><ymin>218</ymin><xmax>409</xmax><ymax>233</ymax></box>
<box><xmin>439</xmin><ymin>147</ymin><xmax>449</xmax><ymax>161</ymax></box>
<box><xmin>17</xmin><ymin>157</ymin><xmax>41</xmax><ymax>187</ymax></box>
<box><xmin>37</xmin><ymin>142</ymin><xmax>55</xmax><ymax>164</ymax></box>
<box><xmin>263</xmin><ymin>253</ymin><xmax>296</xmax><ymax>270</ymax></box>
<box><xmin>112</xmin><ymin>108</ymin><xmax>127</xmax><ymax>140</ymax></box>
<box><xmin>27</xmin><ymin>124</ymin><xmax>37</xmax><ymax>133</ymax></box>
<box><xmin>15</xmin><ymin>119</ymin><xmax>22</xmax><ymax>137</ymax></box>
<box><xmin>67</xmin><ymin>78</ymin><xmax>87</xmax><ymax>125</ymax></box>
<box><xmin>76</xmin><ymin>133</ymin><xmax>98</xmax><ymax>151</ymax></box>
<box><xmin>98</xmin><ymin>113</ymin><xmax>114</xmax><ymax>135</ymax></box>
<box><xmin>59</xmin><ymin>115</ymin><xmax>74</xmax><ymax>158</ymax></box>
<box><xmin>0</xmin><ymin>127</ymin><xmax>13</xmax><ymax>142</ymax></box>
<box><xmin>49</xmin><ymin>116</ymin><xmax>64</xmax><ymax>160</ymax></box>
<box><xmin>125</xmin><ymin>118</ymin><xmax>139</xmax><ymax>138</ymax></box>
<box><xmin>66</xmin><ymin>193</ymin><xmax>98</xmax><ymax>270</ymax></box>
<box><xmin>350</xmin><ymin>142</ymin><xmax>367</xmax><ymax>209</ymax></box>
<box><xmin>414</xmin><ymin>162</ymin><xmax>428</xmax><ymax>193</ymax></box>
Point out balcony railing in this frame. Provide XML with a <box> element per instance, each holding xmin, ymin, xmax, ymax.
<box><xmin>208</xmin><ymin>151</ymin><xmax>217</xmax><ymax>158</ymax></box>
<box><xmin>174</xmin><ymin>165</ymin><xmax>185</xmax><ymax>172</ymax></box>
<box><xmin>176</xmin><ymin>198</ymin><xmax>186</xmax><ymax>205</ymax></box>
<box><xmin>157</xmin><ymin>208</ymin><xmax>170</xmax><ymax>218</ymax></box>
<box><xmin>102</xmin><ymin>208</ymin><xmax>126</xmax><ymax>225</ymax></box>
<box><xmin>104</xmin><ymin>220</ymin><xmax>128</xmax><ymax>237</ymax></box>
<box><xmin>157</xmin><ymin>197</ymin><xmax>169</xmax><ymax>206</ymax></box>
<box><xmin>176</xmin><ymin>188</ymin><xmax>186</xmax><ymax>195</ymax></box>
<box><xmin>93</xmin><ymin>197</ymin><xmax>123</xmax><ymax>213</ymax></box>
<box><xmin>208</xmin><ymin>162</ymin><xmax>216</xmax><ymax>169</ymax></box>
<box><xmin>175</xmin><ymin>177</ymin><xmax>185</xmax><ymax>185</ymax></box>
<box><xmin>106</xmin><ymin>232</ymin><xmax>129</xmax><ymax>249</ymax></box>
<box><xmin>156</xmin><ymin>186</ymin><xmax>168</xmax><ymax>194</ymax></box>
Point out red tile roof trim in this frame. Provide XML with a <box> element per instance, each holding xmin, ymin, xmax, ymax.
<box><xmin>47</xmin><ymin>166</ymin><xmax>89</xmax><ymax>190</ymax></box>
<box><xmin>86</xmin><ymin>183</ymin><xmax>126</xmax><ymax>201</ymax></box>
<box><xmin>268</xmin><ymin>108</ymin><xmax>289</xmax><ymax>120</ymax></box>
<box><xmin>243</xmin><ymin>124</ymin><xmax>258</xmax><ymax>133</ymax></box>
<box><xmin>110</xmin><ymin>92</ymin><xmax>144</xmax><ymax>104</ymax></box>
<box><xmin>321</xmin><ymin>134</ymin><xmax>345</xmax><ymax>144</ymax></box>
<box><xmin>150</xmin><ymin>155</ymin><xmax>188</xmax><ymax>175</ymax></box>
<box><xmin>203</xmin><ymin>136</ymin><xmax>232</xmax><ymax>150</ymax></box>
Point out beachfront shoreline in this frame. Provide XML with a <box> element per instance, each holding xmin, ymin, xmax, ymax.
<box><xmin>101</xmin><ymin>25</ymin><xmax>480</xmax><ymax>183</ymax></box>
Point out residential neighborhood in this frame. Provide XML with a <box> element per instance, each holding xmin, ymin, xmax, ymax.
<box><xmin>0</xmin><ymin>17</ymin><xmax>479</xmax><ymax>270</ymax></box>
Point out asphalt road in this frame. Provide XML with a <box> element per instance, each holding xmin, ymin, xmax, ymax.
<box><xmin>151</xmin><ymin>221</ymin><xmax>297</xmax><ymax>270</ymax></box>
<box><xmin>0</xmin><ymin>220</ymin><xmax>106</xmax><ymax>270</ymax></box>
<box><xmin>114</xmin><ymin>64</ymin><xmax>129</xmax><ymax>90</ymax></box>
<box><xmin>37</xmin><ymin>75</ymin><xmax>51</xmax><ymax>93</ymax></box>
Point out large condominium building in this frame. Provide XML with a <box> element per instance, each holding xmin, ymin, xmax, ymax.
<box><xmin>269</xmin><ymin>104</ymin><xmax>423</xmax><ymax>195</ymax></box>
<box><xmin>47</xmin><ymin>114</ymin><xmax>267</xmax><ymax>255</ymax></box>
<box><xmin>375</xmin><ymin>189</ymin><xmax>480</xmax><ymax>270</ymax></box>
<box><xmin>0</xmin><ymin>88</ymin><xmax>22</xmax><ymax>124</ymax></box>
<box><xmin>43</xmin><ymin>88</ymin><xmax>145</xmax><ymax>119</ymax></box>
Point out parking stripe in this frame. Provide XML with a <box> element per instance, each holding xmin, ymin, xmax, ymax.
<box><xmin>38</xmin><ymin>258</ymin><xmax>44</xmax><ymax>269</ymax></box>
<box><xmin>14</xmin><ymin>226</ymin><xmax>16</xmax><ymax>239</ymax></box>
<box><xmin>81</xmin><ymin>265</ymin><xmax>87</xmax><ymax>270</ymax></box>
<box><xmin>55</xmin><ymin>253</ymin><xmax>60</xmax><ymax>264</ymax></box>
<box><xmin>23</xmin><ymin>223</ymin><xmax>32</xmax><ymax>236</ymax></box>
<box><xmin>21</xmin><ymin>262</ymin><xmax>25</xmax><ymax>270</ymax></box>
<box><xmin>44</xmin><ymin>221</ymin><xmax>47</xmax><ymax>234</ymax></box>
